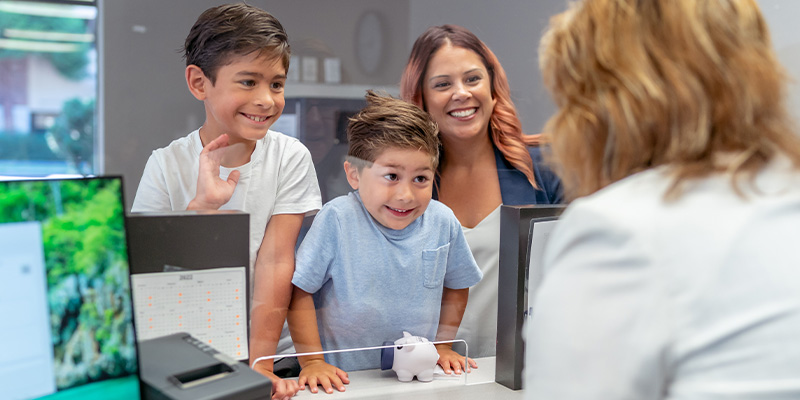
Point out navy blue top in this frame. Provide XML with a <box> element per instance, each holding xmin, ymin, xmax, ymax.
<box><xmin>433</xmin><ymin>145</ymin><xmax>563</xmax><ymax>205</ymax></box>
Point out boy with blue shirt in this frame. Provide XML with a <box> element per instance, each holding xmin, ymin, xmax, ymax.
<box><xmin>287</xmin><ymin>91</ymin><xmax>483</xmax><ymax>394</ymax></box>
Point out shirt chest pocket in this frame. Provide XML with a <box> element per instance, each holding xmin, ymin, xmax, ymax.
<box><xmin>422</xmin><ymin>243</ymin><xmax>450</xmax><ymax>289</ymax></box>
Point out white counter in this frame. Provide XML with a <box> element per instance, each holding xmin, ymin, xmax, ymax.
<box><xmin>295</xmin><ymin>357</ymin><xmax>524</xmax><ymax>399</ymax></box>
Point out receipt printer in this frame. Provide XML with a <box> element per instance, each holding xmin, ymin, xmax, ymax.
<box><xmin>139</xmin><ymin>333</ymin><xmax>271</xmax><ymax>400</ymax></box>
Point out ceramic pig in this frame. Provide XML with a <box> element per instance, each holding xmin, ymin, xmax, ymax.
<box><xmin>381</xmin><ymin>331</ymin><xmax>440</xmax><ymax>382</ymax></box>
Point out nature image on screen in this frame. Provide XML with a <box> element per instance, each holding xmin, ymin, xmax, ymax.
<box><xmin>0</xmin><ymin>178</ymin><xmax>138</xmax><ymax>398</ymax></box>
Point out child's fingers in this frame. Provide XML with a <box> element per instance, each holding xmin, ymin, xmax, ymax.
<box><xmin>468</xmin><ymin>357</ymin><xmax>479</xmax><ymax>370</ymax></box>
<box><xmin>337</xmin><ymin>368</ymin><xmax>350</xmax><ymax>384</ymax></box>
<box><xmin>271</xmin><ymin>379</ymin><xmax>297</xmax><ymax>400</ymax></box>
<box><xmin>439</xmin><ymin>359</ymin><xmax>453</xmax><ymax>374</ymax></box>
<box><xmin>203</xmin><ymin>133</ymin><xmax>230</xmax><ymax>152</ymax></box>
<box><xmin>455</xmin><ymin>356</ymin><xmax>469</xmax><ymax>372</ymax></box>
<box><xmin>200</xmin><ymin>134</ymin><xmax>231</xmax><ymax>165</ymax></box>
<box><xmin>318</xmin><ymin>376</ymin><xmax>334</xmax><ymax>394</ymax></box>
<box><xmin>307</xmin><ymin>376</ymin><xmax>319</xmax><ymax>393</ymax></box>
<box><xmin>227</xmin><ymin>169</ymin><xmax>240</xmax><ymax>187</ymax></box>
<box><xmin>451</xmin><ymin>359</ymin><xmax>463</xmax><ymax>375</ymax></box>
<box><xmin>328</xmin><ymin>374</ymin><xmax>346</xmax><ymax>392</ymax></box>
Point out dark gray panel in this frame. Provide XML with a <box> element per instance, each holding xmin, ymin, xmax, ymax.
<box><xmin>496</xmin><ymin>204</ymin><xmax>565</xmax><ymax>390</ymax></box>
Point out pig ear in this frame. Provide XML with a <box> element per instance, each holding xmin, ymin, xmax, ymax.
<box><xmin>403</xmin><ymin>331</ymin><xmax>413</xmax><ymax>339</ymax></box>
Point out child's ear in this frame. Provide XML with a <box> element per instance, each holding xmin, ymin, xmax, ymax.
<box><xmin>185</xmin><ymin>65</ymin><xmax>209</xmax><ymax>101</ymax></box>
<box><xmin>343</xmin><ymin>161</ymin><xmax>360</xmax><ymax>190</ymax></box>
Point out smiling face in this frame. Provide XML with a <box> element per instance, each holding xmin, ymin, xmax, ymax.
<box><xmin>345</xmin><ymin>147</ymin><xmax>435</xmax><ymax>230</ymax></box>
<box><xmin>189</xmin><ymin>52</ymin><xmax>286</xmax><ymax>144</ymax></box>
<box><xmin>422</xmin><ymin>44</ymin><xmax>496</xmax><ymax>145</ymax></box>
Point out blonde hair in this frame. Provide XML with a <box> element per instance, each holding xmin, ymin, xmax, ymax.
<box><xmin>401</xmin><ymin>25</ymin><xmax>541</xmax><ymax>189</ymax></box>
<box><xmin>540</xmin><ymin>0</ymin><xmax>800</xmax><ymax>200</ymax></box>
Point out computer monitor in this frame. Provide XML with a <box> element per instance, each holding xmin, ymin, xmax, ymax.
<box><xmin>0</xmin><ymin>177</ymin><xmax>142</xmax><ymax>400</ymax></box>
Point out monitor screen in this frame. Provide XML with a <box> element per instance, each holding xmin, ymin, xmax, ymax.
<box><xmin>0</xmin><ymin>177</ymin><xmax>141</xmax><ymax>400</ymax></box>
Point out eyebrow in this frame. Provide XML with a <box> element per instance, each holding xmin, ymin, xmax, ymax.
<box><xmin>234</xmin><ymin>71</ymin><xmax>287</xmax><ymax>80</ymax></box>
<box><xmin>427</xmin><ymin>68</ymin><xmax>484</xmax><ymax>83</ymax></box>
<box><xmin>379</xmin><ymin>163</ymin><xmax>434</xmax><ymax>172</ymax></box>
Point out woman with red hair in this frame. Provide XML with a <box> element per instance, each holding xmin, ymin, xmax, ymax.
<box><xmin>400</xmin><ymin>25</ymin><xmax>562</xmax><ymax>360</ymax></box>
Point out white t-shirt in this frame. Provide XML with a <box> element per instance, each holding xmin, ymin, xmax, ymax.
<box><xmin>526</xmin><ymin>158</ymin><xmax>800</xmax><ymax>399</ymax></box>
<box><xmin>458</xmin><ymin>205</ymin><xmax>501</xmax><ymax>358</ymax></box>
<box><xmin>132</xmin><ymin>128</ymin><xmax>322</xmax><ymax>353</ymax></box>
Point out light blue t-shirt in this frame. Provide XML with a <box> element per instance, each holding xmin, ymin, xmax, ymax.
<box><xmin>292</xmin><ymin>191</ymin><xmax>483</xmax><ymax>371</ymax></box>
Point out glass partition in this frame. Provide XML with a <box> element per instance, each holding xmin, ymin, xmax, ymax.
<box><xmin>0</xmin><ymin>0</ymin><xmax>98</xmax><ymax>177</ymax></box>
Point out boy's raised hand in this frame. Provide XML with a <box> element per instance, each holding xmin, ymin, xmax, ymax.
<box><xmin>188</xmin><ymin>133</ymin><xmax>240</xmax><ymax>210</ymax></box>
<box><xmin>434</xmin><ymin>343</ymin><xmax>478</xmax><ymax>375</ymax></box>
<box><xmin>298</xmin><ymin>358</ymin><xmax>350</xmax><ymax>394</ymax></box>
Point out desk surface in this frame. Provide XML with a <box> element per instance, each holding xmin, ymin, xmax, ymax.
<box><xmin>295</xmin><ymin>357</ymin><xmax>523</xmax><ymax>399</ymax></box>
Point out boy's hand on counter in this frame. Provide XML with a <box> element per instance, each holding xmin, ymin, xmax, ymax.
<box><xmin>435</xmin><ymin>343</ymin><xmax>478</xmax><ymax>375</ymax></box>
<box><xmin>298</xmin><ymin>358</ymin><xmax>350</xmax><ymax>394</ymax></box>
<box><xmin>252</xmin><ymin>363</ymin><xmax>300</xmax><ymax>400</ymax></box>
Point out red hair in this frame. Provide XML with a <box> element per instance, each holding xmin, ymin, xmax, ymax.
<box><xmin>400</xmin><ymin>25</ymin><xmax>540</xmax><ymax>188</ymax></box>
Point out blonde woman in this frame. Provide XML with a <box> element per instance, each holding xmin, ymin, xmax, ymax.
<box><xmin>527</xmin><ymin>0</ymin><xmax>800</xmax><ymax>398</ymax></box>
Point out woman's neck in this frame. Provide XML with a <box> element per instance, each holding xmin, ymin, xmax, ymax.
<box><xmin>440</xmin><ymin>133</ymin><xmax>495</xmax><ymax>171</ymax></box>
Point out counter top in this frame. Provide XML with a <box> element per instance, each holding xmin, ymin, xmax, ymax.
<box><xmin>295</xmin><ymin>357</ymin><xmax>523</xmax><ymax>399</ymax></box>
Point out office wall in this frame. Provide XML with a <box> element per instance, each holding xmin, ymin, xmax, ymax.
<box><xmin>102</xmin><ymin>0</ymin><xmax>409</xmax><ymax>208</ymax></box>
<box><xmin>760</xmin><ymin>0</ymin><xmax>800</xmax><ymax>118</ymax></box>
<box><xmin>105</xmin><ymin>0</ymin><xmax>800</xmax><ymax>207</ymax></box>
<box><xmin>410</xmin><ymin>0</ymin><xmax>800</xmax><ymax>141</ymax></box>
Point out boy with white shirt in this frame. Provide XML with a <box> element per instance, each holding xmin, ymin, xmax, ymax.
<box><xmin>131</xmin><ymin>4</ymin><xmax>320</xmax><ymax>399</ymax></box>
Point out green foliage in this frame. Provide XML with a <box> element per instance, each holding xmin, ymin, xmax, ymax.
<box><xmin>0</xmin><ymin>9</ymin><xmax>92</xmax><ymax>80</ymax></box>
<box><xmin>40</xmin><ymin>179</ymin><xmax>124</xmax><ymax>284</ymax></box>
<box><xmin>0</xmin><ymin>181</ymin><xmax>55</xmax><ymax>221</ymax></box>
<box><xmin>44</xmin><ymin>46</ymin><xmax>91</xmax><ymax>81</ymax></box>
<box><xmin>48</xmin><ymin>98</ymin><xmax>95</xmax><ymax>174</ymax></box>
<box><xmin>0</xmin><ymin>179</ymin><xmax>136</xmax><ymax>387</ymax></box>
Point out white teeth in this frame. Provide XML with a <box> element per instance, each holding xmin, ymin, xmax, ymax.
<box><xmin>246</xmin><ymin>114</ymin><xmax>268</xmax><ymax>122</ymax></box>
<box><xmin>389</xmin><ymin>207</ymin><xmax>410</xmax><ymax>213</ymax></box>
<box><xmin>450</xmin><ymin>108</ymin><xmax>476</xmax><ymax>118</ymax></box>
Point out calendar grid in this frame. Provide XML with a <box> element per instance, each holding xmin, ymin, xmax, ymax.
<box><xmin>132</xmin><ymin>267</ymin><xmax>248</xmax><ymax>359</ymax></box>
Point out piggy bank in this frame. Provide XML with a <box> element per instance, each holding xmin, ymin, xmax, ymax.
<box><xmin>381</xmin><ymin>331</ymin><xmax>440</xmax><ymax>382</ymax></box>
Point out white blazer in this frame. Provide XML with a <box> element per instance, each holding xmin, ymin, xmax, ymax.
<box><xmin>526</xmin><ymin>157</ymin><xmax>800</xmax><ymax>399</ymax></box>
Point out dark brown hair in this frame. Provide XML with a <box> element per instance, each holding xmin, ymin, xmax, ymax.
<box><xmin>400</xmin><ymin>24</ymin><xmax>540</xmax><ymax>188</ymax></box>
<box><xmin>183</xmin><ymin>3</ymin><xmax>290</xmax><ymax>84</ymax></box>
<box><xmin>347</xmin><ymin>91</ymin><xmax>440</xmax><ymax>170</ymax></box>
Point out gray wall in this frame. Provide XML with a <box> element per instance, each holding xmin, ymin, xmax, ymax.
<box><xmin>102</xmin><ymin>0</ymin><xmax>410</xmax><ymax>208</ymax></box>
<box><xmin>760</xmin><ymin>0</ymin><xmax>800</xmax><ymax>118</ymax></box>
<box><xmin>410</xmin><ymin>0</ymin><xmax>800</xmax><ymax>140</ymax></box>
<box><xmin>104</xmin><ymin>0</ymin><xmax>800</xmax><ymax>208</ymax></box>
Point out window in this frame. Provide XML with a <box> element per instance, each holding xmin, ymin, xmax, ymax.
<box><xmin>0</xmin><ymin>0</ymin><xmax>98</xmax><ymax>177</ymax></box>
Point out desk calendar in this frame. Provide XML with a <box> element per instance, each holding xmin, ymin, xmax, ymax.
<box><xmin>132</xmin><ymin>267</ymin><xmax>248</xmax><ymax>360</ymax></box>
